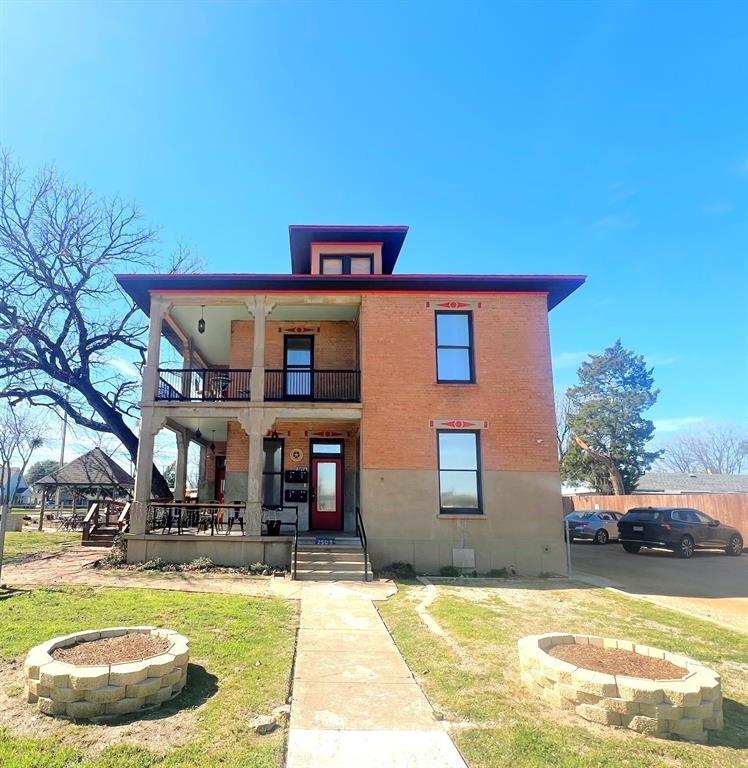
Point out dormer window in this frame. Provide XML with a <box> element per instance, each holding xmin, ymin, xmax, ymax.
<box><xmin>320</xmin><ymin>254</ymin><xmax>373</xmax><ymax>275</ymax></box>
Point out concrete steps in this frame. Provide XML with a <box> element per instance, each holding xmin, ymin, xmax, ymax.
<box><xmin>294</xmin><ymin>539</ymin><xmax>371</xmax><ymax>581</ymax></box>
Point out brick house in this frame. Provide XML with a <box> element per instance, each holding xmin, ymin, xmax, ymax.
<box><xmin>117</xmin><ymin>225</ymin><xmax>584</xmax><ymax>577</ymax></box>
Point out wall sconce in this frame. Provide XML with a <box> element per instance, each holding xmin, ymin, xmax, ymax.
<box><xmin>198</xmin><ymin>305</ymin><xmax>206</xmax><ymax>334</ymax></box>
<box><xmin>195</xmin><ymin>428</ymin><xmax>202</xmax><ymax>440</ymax></box>
<box><xmin>210</xmin><ymin>429</ymin><xmax>216</xmax><ymax>453</ymax></box>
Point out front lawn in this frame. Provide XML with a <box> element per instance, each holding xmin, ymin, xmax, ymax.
<box><xmin>2</xmin><ymin>531</ymin><xmax>80</xmax><ymax>560</ymax></box>
<box><xmin>378</xmin><ymin>581</ymin><xmax>748</xmax><ymax>768</ymax></box>
<box><xmin>0</xmin><ymin>586</ymin><xmax>297</xmax><ymax>767</ymax></box>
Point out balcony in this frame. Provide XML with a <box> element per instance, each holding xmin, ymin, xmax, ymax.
<box><xmin>156</xmin><ymin>368</ymin><xmax>252</xmax><ymax>402</ymax></box>
<box><xmin>155</xmin><ymin>368</ymin><xmax>361</xmax><ymax>403</ymax></box>
<box><xmin>265</xmin><ymin>369</ymin><xmax>360</xmax><ymax>402</ymax></box>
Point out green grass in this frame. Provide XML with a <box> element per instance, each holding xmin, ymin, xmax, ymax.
<box><xmin>2</xmin><ymin>532</ymin><xmax>80</xmax><ymax>560</ymax></box>
<box><xmin>0</xmin><ymin>586</ymin><xmax>297</xmax><ymax>767</ymax></box>
<box><xmin>378</xmin><ymin>583</ymin><xmax>748</xmax><ymax>768</ymax></box>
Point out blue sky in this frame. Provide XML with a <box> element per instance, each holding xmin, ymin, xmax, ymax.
<box><xmin>1</xmin><ymin>0</ymin><xmax>746</xmax><ymax>465</ymax></box>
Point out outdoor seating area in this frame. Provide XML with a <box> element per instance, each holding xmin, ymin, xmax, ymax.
<box><xmin>145</xmin><ymin>502</ymin><xmax>299</xmax><ymax>538</ymax></box>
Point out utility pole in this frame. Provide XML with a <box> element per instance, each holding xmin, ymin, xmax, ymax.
<box><xmin>54</xmin><ymin>410</ymin><xmax>68</xmax><ymax>511</ymax></box>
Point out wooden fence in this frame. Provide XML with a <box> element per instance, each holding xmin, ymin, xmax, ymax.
<box><xmin>565</xmin><ymin>493</ymin><xmax>748</xmax><ymax>540</ymax></box>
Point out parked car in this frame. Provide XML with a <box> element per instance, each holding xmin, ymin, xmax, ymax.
<box><xmin>617</xmin><ymin>507</ymin><xmax>744</xmax><ymax>558</ymax></box>
<box><xmin>564</xmin><ymin>510</ymin><xmax>623</xmax><ymax>545</ymax></box>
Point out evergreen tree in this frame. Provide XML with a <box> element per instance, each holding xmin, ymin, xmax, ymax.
<box><xmin>560</xmin><ymin>340</ymin><xmax>662</xmax><ymax>494</ymax></box>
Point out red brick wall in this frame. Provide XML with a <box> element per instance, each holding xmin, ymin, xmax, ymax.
<box><xmin>230</xmin><ymin>319</ymin><xmax>356</xmax><ymax>370</ymax></box>
<box><xmin>359</xmin><ymin>293</ymin><xmax>558</xmax><ymax>473</ymax></box>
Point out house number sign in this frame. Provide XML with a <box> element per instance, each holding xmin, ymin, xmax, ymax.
<box><xmin>290</xmin><ymin>448</ymin><xmax>304</xmax><ymax>462</ymax></box>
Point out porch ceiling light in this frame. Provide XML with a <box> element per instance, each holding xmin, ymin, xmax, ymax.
<box><xmin>210</xmin><ymin>429</ymin><xmax>216</xmax><ymax>453</ymax></box>
<box><xmin>198</xmin><ymin>305</ymin><xmax>206</xmax><ymax>334</ymax></box>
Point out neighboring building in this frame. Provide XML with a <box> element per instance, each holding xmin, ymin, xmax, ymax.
<box><xmin>1</xmin><ymin>468</ymin><xmax>32</xmax><ymax>506</ymax></box>
<box><xmin>636</xmin><ymin>472</ymin><xmax>748</xmax><ymax>495</ymax></box>
<box><xmin>117</xmin><ymin>225</ymin><xmax>584</xmax><ymax>575</ymax></box>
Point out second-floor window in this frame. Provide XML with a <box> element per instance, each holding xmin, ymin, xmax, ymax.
<box><xmin>435</xmin><ymin>311</ymin><xmax>474</xmax><ymax>382</ymax></box>
<box><xmin>321</xmin><ymin>254</ymin><xmax>373</xmax><ymax>274</ymax></box>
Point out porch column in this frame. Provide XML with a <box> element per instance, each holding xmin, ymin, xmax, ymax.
<box><xmin>239</xmin><ymin>409</ymin><xmax>265</xmax><ymax>535</ymax></box>
<box><xmin>181</xmin><ymin>339</ymin><xmax>193</xmax><ymax>398</ymax></box>
<box><xmin>174</xmin><ymin>430</ymin><xmax>188</xmax><ymax>500</ymax></box>
<box><xmin>248</xmin><ymin>296</ymin><xmax>267</xmax><ymax>403</ymax></box>
<box><xmin>141</xmin><ymin>297</ymin><xmax>171</xmax><ymax>405</ymax></box>
<box><xmin>131</xmin><ymin>409</ymin><xmax>163</xmax><ymax>534</ymax></box>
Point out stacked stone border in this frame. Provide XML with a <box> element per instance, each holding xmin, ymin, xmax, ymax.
<box><xmin>518</xmin><ymin>632</ymin><xmax>722</xmax><ymax>743</ymax></box>
<box><xmin>24</xmin><ymin>626</ymin><xmax>189</xmax><ymax>720</ymax></box>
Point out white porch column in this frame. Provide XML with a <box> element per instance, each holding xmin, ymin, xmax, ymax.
<box><xmin>239</xmin><ymin>409</ymin><xmax>266</xmax><ymax>535</ymax></box>
<box><xmin>131</xmin><ymin>409</ymin><xmax>164</xmax><ymax>534</ymax></box>
<box><xmin>141</xmin><ymin>297</ymin><xmax>171</xmax><ymax>405</ymax></box>
<box><xmin>247</xmin><ymin>296</ymin><xmax>267</xmax><ymax>403</ymax></box>
<box><xmin>174</xmin><ymin>430</ymin><xmax>188</xmax><ymax>500</ymax></box>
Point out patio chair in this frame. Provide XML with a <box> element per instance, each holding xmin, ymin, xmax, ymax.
<box><xmin>226</xmin><ymin>501</ymin><xmax>244</xmax><ymax>535</ymax></box>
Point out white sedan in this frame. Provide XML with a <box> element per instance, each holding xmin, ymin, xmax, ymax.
<box><xmin>564</xmin><ymin>510</ymin><xmax>623</xmax><ymax>545</ymax></box>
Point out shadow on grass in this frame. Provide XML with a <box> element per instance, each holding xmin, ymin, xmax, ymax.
<box><xmin>383</xmin><ymin>576</ymin><xmax>596</xmax><ymax>592</ymax></box>
<box><xmin>708</xmin><ymin>697</ymin><xmax>748</xmax><ymax>750</ymax></box>
<box><xmin>98</xmin><ymin>663</ymin><xmax>218</xmax><ymax>727</ymax></box>
<box><xmin>0</xmin><ymin>586</ymin><xmax>31</xmax><ymax>601</ymax></box>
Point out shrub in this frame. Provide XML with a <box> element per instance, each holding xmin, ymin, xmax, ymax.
<box><xmin>182</xmin><ymin>556</ymin><xmax>214</xmax><ymax>572</ymax></box>
<box><xmin>99</xmin><ymin>534</ymin><xmax>128</xmax><ymax>568</ymax></box>
<box><xmin>439</xmin><ymin>565</ymin><xmax>460</xmax><ymax>577</ymax></box>
<box><xmin>377</xmin><ymin>561</ymin><xmax>416</xmax><ymax>579</ymax></box>
<box><xmin>248</xmin><ymin>561</ymin><xmax>272</xmax><ymax>575</ymax></box>
<box><xmin>485</xmin><ymin>567</ymin><xmax>508</xmax><ymax>578</ymax></box>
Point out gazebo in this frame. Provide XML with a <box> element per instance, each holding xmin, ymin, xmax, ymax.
<box><xmin>35</xmin><ymin>448</ymin><xmax>134</xmax><ymax>523</ymax></box>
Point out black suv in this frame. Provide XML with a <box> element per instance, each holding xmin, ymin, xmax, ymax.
<box><xmin>617</xmin><ymin>507</ymin><xmax>744</xmax><ymax>558</ymax></box>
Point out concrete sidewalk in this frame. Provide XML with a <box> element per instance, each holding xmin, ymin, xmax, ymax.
<box><xmin>286</xmin><ymin>583</ymin><xmax>467</xmax><ymax>768</ymax></box>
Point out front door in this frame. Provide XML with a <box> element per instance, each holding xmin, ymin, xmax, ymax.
<box><xmin>310</xmin><ymin>457</ymin><xmax>342</xmax><ymax>530</ymax></box>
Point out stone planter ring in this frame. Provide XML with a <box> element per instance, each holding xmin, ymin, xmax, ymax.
<box><xmin>518</xmin><ymin>632</ymin><xmax>722</xmax><ymax>743</ymax></box>
<box><xmin>24</xmin><ymin>626</ymin><xmax>189</xmax><ymax>719</ymax></box>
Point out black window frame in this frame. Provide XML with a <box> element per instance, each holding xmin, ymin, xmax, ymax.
<box><xmin>436</xmin><ymin>429</ymin><xmax>483</xmax><ymax>515</ymax></box>
<box><xmin>262</xmin><ymin>437</ymin><xmax>284</xmax><ymax>509</ymax></box>
<box><xmin>283</xmin><ymin>334</ymin><xmax>314</xmax><ymax>400</ymax></box>
<box><xmin>434</xmin><ymin>310</ymin><xmax>475</xmax><ymax>383</ymax></box>
<box><xmin>320</xmin><ymin>254</ymin><xmax>374</xmax><ymax>275</ymax></box>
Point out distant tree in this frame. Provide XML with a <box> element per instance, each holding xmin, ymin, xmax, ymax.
<box><xmin>0</xmin><ymin>403</ymin><xmax>45</xmax><ymax>583</ymax></box>
<box><xmin>24</xmin><ymin>459</ymin><xmax>60</xmax><ymax>486</ymax></box>
<box><xmin>560</xmin><ymin>340</ymin><xmax>662</xmax><ymax>494</ymax></box>
<box><xmin>162</xmin><ymin>460</ymin><xmax>177</xmax><ymax>489</ymax></box>
<box><xmin>659</xmin><ymin>425</ymin><xmax>748</xmax><ymax>475</ymax></box>
<box><xmin>0</xmin><ymin>152</ymin><xmax>199</xmax><ymax>498</ymax></box>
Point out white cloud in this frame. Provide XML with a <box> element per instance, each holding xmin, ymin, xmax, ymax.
<box><xmin>552</xmin><ymin>351</ymin><xmax>590</xmax><ymax>369</ymax></box>
<box><xmin>654</xmin><ymin>416</ymin><xmax>706</xmax><ymax>434</ymax></box>
<box><xmin>106</xmin><ymin>357</ymin><xmax>139</xmax><ymax>378</ymax></box>
<box><xmin>645</xmin><ymin>354</ymin><xmax>678</xmax><ymax>367</ymax></box>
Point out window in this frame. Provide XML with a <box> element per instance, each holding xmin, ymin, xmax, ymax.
<box><xmin>437</xmin><ymin>431</ymin><xmax>482</xmax><ymax>514</ymax></box>
<box><xmin>284</xmin><ymin>335</ymin><xmax>313</xmax><ymax>398</ymax></box>
<box><xmin>321</xmin><ymin>254</ymin><xmax>373</xmax><ymax>275</ymax></box>
<box><xmin>262</xmin><ymin>438</ymin><xmax>283</xmax><ymax>508</ymax></box>
<box><xmin>435</xmin><ymin>311</ymin><xmax>474</xmax><ymax>382</ymax></box>
<box><xmin>311</xmin><ymin>441</ymin><xmax>342</xmax><ymax>455</ymax></box>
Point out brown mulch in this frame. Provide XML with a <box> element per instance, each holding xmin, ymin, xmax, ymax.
<box><xmin>52</xmin><ymin>633</ymin><xmax>169</xmax><ymax>665</ymax></box>
<box><xmin>550</xmin><ymin>644</ymin><xmax>688</xmax><ymax>680</ymax></box>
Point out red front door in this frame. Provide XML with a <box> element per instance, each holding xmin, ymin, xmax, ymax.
<box><xmin>310</xmin><ymin>457</ymin><xmax>342</xmax><ymax>530</ymax></box>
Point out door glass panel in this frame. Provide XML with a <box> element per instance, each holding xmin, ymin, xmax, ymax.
<box><xmin>285</xmin><ymin>337</ymin><xmax>312</xmax><ymax>366</ymax></box>
<box><xmin>316</xmin><ymin>462</ymin><xmax>337</xmax><ymax>512</ymax></box>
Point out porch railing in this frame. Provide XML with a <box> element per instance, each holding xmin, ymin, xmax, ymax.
<box><xmin>355</xmin><ymin>506</ymin><xmax>370</xmax><ymax>582</ymax></box>
<box><xmin>264</xmin><ymin>369</ymin><xmax>360</xmax><ymax>402</ymax></box>
<box><xmin>156</xmin><ymin>368</ymin><xmax>252</xmax><ymax>402</ymax></box>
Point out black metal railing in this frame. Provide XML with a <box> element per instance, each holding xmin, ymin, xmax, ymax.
<box><xmin>355</xmin><ymin>506</ymin><xmax>370</xmax><ymax>582</ymax></box>
<box><xmin>264</xmin><ymin>369</ymin><xmax>360</xmax><ymax>402</ymax></box>
<box><xmin>156</xmin><ymin>368</ymin><xmax>252</xmax><ymax>402</ymax></box>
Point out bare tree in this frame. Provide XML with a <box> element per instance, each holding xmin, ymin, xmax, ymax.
<box><xmin>0</xmin><ymin>152</ymin><xmax>199</xmax><ymax>498</ymax></box>
<box><xmin>0</xmin><ymin>403</ymin><xmax>45</xmax><ymax>585</ymax></box>
<box><xmin>659</xmin><ymin>424</ymin><xmax>748</xmax><ymax>475</ymax></box>
<box><xmin>556</xmin><ymin>393</ymin><xmax>572</xmax><ymax>462</ymax></box>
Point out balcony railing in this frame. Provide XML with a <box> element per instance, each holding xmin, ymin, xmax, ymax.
<box><xmin>156</xmin><ymin>368</ymin><xmax>252</xmax><ymax>402</ymax></box>
<box><xmin>265</xmin><ymin>369</ymin><xmax>360</xmax><ymax>402</ymax></box>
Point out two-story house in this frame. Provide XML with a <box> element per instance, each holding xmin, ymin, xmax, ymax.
<box><xmin>117</xmin><ymin>225</ymin><xmax>584</xmax><ymax>578</ymax></box>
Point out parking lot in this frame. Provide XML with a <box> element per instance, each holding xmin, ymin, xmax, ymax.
<box><xmin>570</xmin><ymin>539</ymin><xmax>748</xmax><ymax>633</ymax></box>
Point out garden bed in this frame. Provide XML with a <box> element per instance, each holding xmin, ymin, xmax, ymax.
<box><xmin>549</xmin><ymin>643</ymin><xmax>687</xmax><ymax>680</ymax></box>
<box><xmin>519</xmin><ymin>632</ymin><xmax>723</xmax><ymax>742</ymax></box>
<box><xmin>25</xmin><ymin>626</ymin><xmax>189</xmax><ymax>720</ymax></box>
